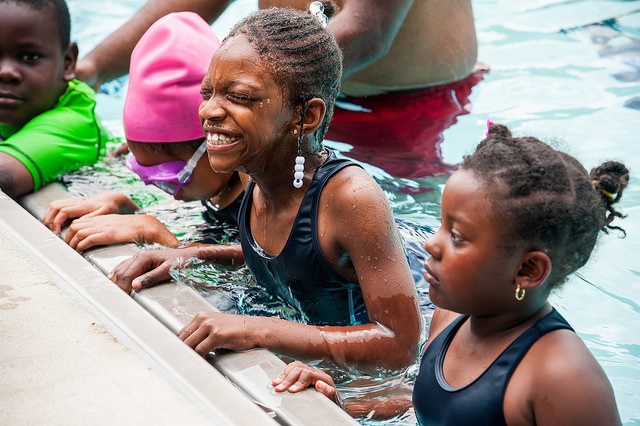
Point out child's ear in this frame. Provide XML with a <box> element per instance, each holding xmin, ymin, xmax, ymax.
<box><xmin>289</xmin><ymin>98</ymin><xmax>326</xmax><ymax>136</ymax></box>
<box><xmin>63</xmin><ymin>42</ymin><xmax>79</xmax><ymax>82</ymax></box>
<box><xmin>517</xmin><ymin>251</ymin><xmax>552</xmax><ymax>290</ymax></box>
<box><xmin>302</xmin><ymin>98</ymin><xmax>326</xmax><ymax>135</ymax></box>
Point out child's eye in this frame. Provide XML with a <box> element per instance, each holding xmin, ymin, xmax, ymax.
<box><xmin>20</xmin><ymin>52</ymin><xmax>43</xmax><ymax>63</ymax></box>
<box><xmin>450</xmin><ymin>231</ymin><xmax>464</xmax><ymax>243</ymax></box>
<box><xmin>227</xmin><ymin>92</ymin><xmax>254</xmax><ymax>103</ymax></box>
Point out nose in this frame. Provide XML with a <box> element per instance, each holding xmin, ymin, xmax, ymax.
<box><xmin>198</xmin><ymin>95</ymin><xmax>226</xmax><ymax>122</ymax></box>
<box><xmin>0</xmin><ymin>58</ymin><xmax>21</xmax><ymax>83</ymax></box>
<box><xmin>424</xmin><ymin>228</ymin><xmax>443</xmax><ymax>260</ymax></box>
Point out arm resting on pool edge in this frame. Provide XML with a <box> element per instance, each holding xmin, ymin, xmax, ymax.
<box><xmin>176</xmin><ymin>175</ymin><xmax>423</xmax><ymax>372</ymax></box>
<box><xmin>43</xmin><ymin>191</ymin><xmax>141</xmax><ymax>235</ymax></box>
<box><xmin>108</xmin><ymin>243</ymin><xmax>245</xmax><ymax>293</ymax></box>
<box><xmin>64</xmin><ymin>213</ymin><xmax>181</xmax><ymax>252</ymax></box>
<box><xmin>178</xmin><ymin>297</ymin><xmax>419</xmax><ymax>374</ymax></box>
<box><xmin>272</xmin><ymin>360</ymin><xmax>414</xmax><ymax>419</ymax></box>
<box><xmin>0</xmin><ymin>153</ymin><xmax>35</xmax><ymax>199</ymax></box>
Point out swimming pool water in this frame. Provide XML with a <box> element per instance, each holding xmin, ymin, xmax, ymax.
<box><xmin>66</xmin><ymin>0</ymin><xmax>640</xmax><ymax>424</ymax></box>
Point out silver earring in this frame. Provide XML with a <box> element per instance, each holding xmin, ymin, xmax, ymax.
<box><xmin>293</xmin><ymin>156</ymin><xmax>305</xmax><ymax>188</ymax></box>
<box><xmin>293</xmin><ymin>129</ymin><xmax>298</xmax><ymax>135</ymax></box>
<box><xmin>293</xmin><ymin>129</ymin><xmax>304</xmax><ymax>188</ymax></box>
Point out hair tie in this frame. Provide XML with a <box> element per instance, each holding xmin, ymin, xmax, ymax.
<box><xmin>309</xmin><ymin>1</ymin><xmax>328</xmax><ymax>28</ymax></box>
<box><xmin>485</xmin><ymin>117</ymin><xmax>494</xmax><ymax>137</ymax></box>
<box><xmin>592</xmin><ymin>180</ymin><xmax>615</xmax><ymax>199</ymax></box>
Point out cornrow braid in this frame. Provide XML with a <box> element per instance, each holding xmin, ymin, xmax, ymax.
<box><xmin>1</xmin><ymin>0</ymin><xmax>71</xmax><ymax>49</ymax></box>
<box><xmin>225</xmin><ymin>1</ymin><xmax>342</xmax><ymax>151</ymax></box>
<box><xmin>461</xmin><ymin>123</ymin><xmax>629</xmax><ymax>290</ymax></box>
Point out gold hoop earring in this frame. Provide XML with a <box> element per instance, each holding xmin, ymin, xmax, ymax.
<box><xmin>515</xmin><ymin>284</ymin><xmax>525</xmax><ymax>301</ymax></box>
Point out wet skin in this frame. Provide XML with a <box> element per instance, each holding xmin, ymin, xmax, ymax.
<box><xmin>127</xmin><ymin>143</ymin><xmax>237</xmax><ymax>203</ymax></box>
<box><xmin>110</xmin><ymin>34</ymin><xmax>422</xmax><ymax>373</ymax></box>
<box><xmin>43</xmin><ymin>143</ymin><xmax>242</xmax><ymax>252</ymax></box>
<box><xmin>273</xmin><ymin>168</ymin><xmax>623</xmax><ymax>423</ymax></box>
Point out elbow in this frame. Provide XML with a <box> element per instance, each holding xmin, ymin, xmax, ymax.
<box><xmin>396</xmin><ymin>329</ymin><xmax>422</xmax><ymax>370</ymax></box>
<box><xmin>0</xmin><ymin>183</ymin><xmax>29</xmax><ymax>199</ymax></box>
<box><xmin>376</xmin><ymin>336</ymin><xmax>419</xmax><ymax>373</ymax></box>
<box><xmin>379</xmin><ymin>319</ymin><xmax>422</xmax><ymax>373</ymax></box>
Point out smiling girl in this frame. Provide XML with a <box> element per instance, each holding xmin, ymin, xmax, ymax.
<box><xmin>109</xmin><ymin>2</ymin><xmax>422</xmax><ymax>374</ymax></box>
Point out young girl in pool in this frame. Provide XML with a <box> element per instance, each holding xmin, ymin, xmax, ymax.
<box><xmin>272</xmin><ymin>123</ymin><xmax>627</xmax><ymax>425</ymax></box>
<box><xmin>108</xmin><ymin>2</ymin><xmax>422</xmax><ymax>373</ymax></box>
<box><xmin>43</xmin><ymin>12</ymin><xmax>245</xmax><ymax>251</ymax></box>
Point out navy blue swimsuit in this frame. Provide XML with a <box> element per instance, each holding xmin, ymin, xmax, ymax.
<box><xmin>201</xmin><ymin>194</ymin><xmax>242</xmax><ymax>226</ymax></box>
<box><xmin>238</xmin><ymin>151</ymin><xmax>368</xmax><ymax>326</ymax></box>
<box><xmin>198</xmin><ymin>194</ymin><xmax>243</xmax><ymax>244</ymax></box>
<box><xmin>413</xmin><ymin>308</ymin><xmax>573</xmax><ymax>425</ymax></box>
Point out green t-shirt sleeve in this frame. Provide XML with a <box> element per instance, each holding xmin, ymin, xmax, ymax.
<box><xmin>0</xmin><ymin>80</ymin><xmax>108</xmax><ymax>190</ymax></box>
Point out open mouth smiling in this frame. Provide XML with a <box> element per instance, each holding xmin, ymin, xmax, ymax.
<box><xmin>206</xmin><ymin>132</ymin><xmax>240</xmax><ymax>146</ymax></box>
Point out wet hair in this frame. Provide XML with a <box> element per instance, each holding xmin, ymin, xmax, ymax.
<box><xmin>224</xmin><ymin>0</ymin><xmax>342</xmax><ymax>150</ymax></box>
<box><xmin>461</xmin><ymin>123</ymin><xmax>629</xmax><ymax>289</ymax></box>
<box><xmin>1</xmin><ymin>0</ymin><xmax>71</xmax><ymax>49</ymax></box>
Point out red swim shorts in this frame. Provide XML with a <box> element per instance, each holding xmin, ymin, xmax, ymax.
<box><xmin>326</xmin><ymin>65</ymin><xmax>488</xmax><ymax>178</ymax></box>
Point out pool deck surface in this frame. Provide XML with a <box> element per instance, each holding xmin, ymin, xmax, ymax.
<box><xmin>0</xmin><ymin>231</ymin><xmax>219</xmax><ymax>425</ymax></box>
<box><xmin>0</xmin><ymin>187</ymin><xmax>358</xmax><ymax>426</ymax></box>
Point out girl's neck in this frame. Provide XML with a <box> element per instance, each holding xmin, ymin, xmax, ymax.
<box><xmin>251</xmin><ymin>149</ymin><xmax>328</xmax><ymax>204</ymax></box>
<box><xmin>208</xmin><ymin>172</ymin><xmax>245</xmax><ymax>210</ymax></box>
<box><xmin>467</xmin><ymin>302</ymin><xmax>552</xmax><ymax>340</ymax></box>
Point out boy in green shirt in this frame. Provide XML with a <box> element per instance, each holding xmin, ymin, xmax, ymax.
<box><xmin>0</xmin><ymin>0</ymin><xmax>108</xmax><ymax>198</ymax></box>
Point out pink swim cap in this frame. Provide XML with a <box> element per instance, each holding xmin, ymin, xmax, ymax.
<box><xmin>123</xmin><ymin>12</ymin><xmax>220</xmax><ymax>143</ymax></box>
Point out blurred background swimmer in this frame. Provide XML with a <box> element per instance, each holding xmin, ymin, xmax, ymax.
<box><xmin>44</xmin><ymin>12</ymin><xmax>246</xmax><ymax>252</ymax></box>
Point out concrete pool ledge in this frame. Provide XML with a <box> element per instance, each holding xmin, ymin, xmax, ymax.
<box><xmin>1</xmin><ymin>184</ymin><xmax>357</xmax><ymax>425</ymax></box>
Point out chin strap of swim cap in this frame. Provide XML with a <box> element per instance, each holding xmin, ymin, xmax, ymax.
<box><xmin>178</xmin><ymin>141</ymin><xmax>207</xmax><ymax>184</ymax></box>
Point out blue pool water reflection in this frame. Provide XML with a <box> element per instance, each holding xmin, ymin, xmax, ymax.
<box><xmin>67</xmin><ymin>0</ymin><xmax>640</xmax><ymax>423</ymax></box>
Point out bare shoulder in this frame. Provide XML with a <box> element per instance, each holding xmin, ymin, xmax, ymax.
<box><xmin>507</xmin><ymin>329</ymin><xmax>621</xmax><ymax>425</ymax></box>
<box><xmin>322</xmin><ymin>164</ymin><xmax>388</xmax><ymax>208</ymax></box>
<box><xmin>426</xmin><ymin>308</ymin><xmax>459</xmax><ymax>341</ymax></box>
<box><xmin>525</xmin><ymin>329</ymin><xmax>610</xmax><ymax>383</ymax></box>
<box><xmin>315</xmin><ymin>163</ymin><xmax>408</xmax><ymax>283</ymax></box>
<box><xmin>320</xmin><ymin>165</ymin><xmax>396</xmax><ymax>238</ymax></box>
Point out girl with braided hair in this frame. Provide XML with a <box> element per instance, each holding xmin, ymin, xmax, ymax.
<box><xmin>109</xmin><ymin>2</ymin><xmax>422</xmax><ymax>374</ymax></box>
<box><xmin>274</xmin><ymin>123</ymin><xmax>627</xmax><ymax>425</ymax></box>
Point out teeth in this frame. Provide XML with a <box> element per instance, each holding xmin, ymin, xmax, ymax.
<box><xmin>206</xmin><ymin>132</ymin><xmax>237</xmax><ymax>145</ymax></box>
